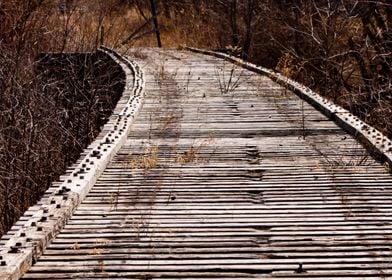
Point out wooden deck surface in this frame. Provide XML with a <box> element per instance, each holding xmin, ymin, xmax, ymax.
<box><xmin>21</xmin><ymin>49</ymin><xmax>392</xmax><ymax>279</ymax></box>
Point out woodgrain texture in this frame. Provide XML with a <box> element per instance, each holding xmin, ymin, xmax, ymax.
<box><xmin>18</xmin><ymin>49</ymin><xmax>392</xmax><ymax>279</ymax></box>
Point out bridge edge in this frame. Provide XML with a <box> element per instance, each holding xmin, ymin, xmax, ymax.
<box><xmin>186</xmin><ymin>47</ymin><xmax>392</xmax><ymax>170</ymax></box>
<box><xmin>0</xmin><ymin>48</ymin><xmax>145</xmax><ymax>280</ymax></box>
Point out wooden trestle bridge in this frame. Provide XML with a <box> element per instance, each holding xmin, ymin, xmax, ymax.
<box><xmin>1</xmin><ymin>47</ymin><xmax>392</xmax><ymax>279</ymax></box>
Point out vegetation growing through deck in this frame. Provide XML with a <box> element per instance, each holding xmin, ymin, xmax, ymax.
<box><xmin>1</xmin><ymin>0</ymin><xmax>392</xmax><ymax>235</ymax></box>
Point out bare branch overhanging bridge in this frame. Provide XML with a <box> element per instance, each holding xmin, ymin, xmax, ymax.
<box><xmin>1</xmin><ymin>47</ymin><xmax>392</xmax><ymax>279</ymax></box>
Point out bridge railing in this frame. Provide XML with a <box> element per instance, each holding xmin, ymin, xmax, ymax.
<box><xmin>187</xmin><ymin>47</ymin><xmax>392</xmax><ymax>170</ymax></box>
<box><xmin>0</xmin><ymin>47</ymin><xmax>145</xmax><ymax>280</ymax></box>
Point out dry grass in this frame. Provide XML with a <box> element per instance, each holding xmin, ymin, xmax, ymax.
<box><xmin>98</xmin><ymin>259</ymin><xmax>105</xmax><ymax>272</ymax></box>
<box><xmin>176</xmin><ymin>146</ymin><xmax>198</xmax><ymax>165</ymax></box>
<box><xmin>71</xmin><ymin>242</ymin><xmax>81</xmax><ymax>250</ymax></box>
<box><xmin>44</xmin><ymin>2</ymin><xmax>220</xmax><ymax>52</ymax></box>
<box><xmin>176</xmin><ymin>139</ymin><xmax>215</xmax><ymax>165</ymax></box>
<box><xmin>159</xmin><ymin>113</ymin><xmax>180</xmax><ymax>132</ymax></box>
<box><xmin>215</xmin><ymin>63</ymin><xmax>245</xmax><ymax>95</ymax></box>
<box><xmin>90</xmin><ymin>248</ymin><xmax>103</xmax><ymax>256</ymax></box>
<box><xmin>384</xmin><ymin>162</ymin><xmax>392</xmax><ymax>173</ymax></box>
<box><xmin>131</xmin><ymin>48</ymin><xmax>149</xmax><ymax>60</ymax></box>
<box><xmin>129</xmin><ymin>145</ymin><xmax>159</xmax><ymax>169</ymax></box>
<box><xmin>0</xmin><ymin>1</ymin><xmax>128</xmax><ymax>235</ymax></box>
<box><xmin>109</xmin><ymin>189</ymin><xmax>120</xmax><ymax>211</ymax></box>
<box><xmin>275</xmin><ymin>52</ymin><xmax>303</xmax><ymax>79</ymax></box>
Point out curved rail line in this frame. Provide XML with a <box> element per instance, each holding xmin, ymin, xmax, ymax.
<box><xmin>1</xmin><ymin>47</ymin><xmax>392</xmax><ymax>279</ymax></box>
<box><xmin>0</xmin><ymin>48</ymin><xmax>145</xmax><ymax>280</ymax></box>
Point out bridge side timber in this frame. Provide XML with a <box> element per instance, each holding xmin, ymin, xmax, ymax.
<box><xmin>186</xmin><ymin>47</ymin><xmax>392</xmax><ymax>169</ymax></box>
<box><xmin>16</xmin><ymin>49</ymin><xmax>392</xmax><ymax>279</ymax></box>
<box><xmin>0</xmin><ymin>48</ymin><xmax>145</xmax><ymax>280</ymax></box>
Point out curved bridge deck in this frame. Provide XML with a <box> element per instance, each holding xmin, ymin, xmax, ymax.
<box><xmin>4</xmin><ymin>49</ymin><xmax>392</xmax><ymax>279</ymax></box>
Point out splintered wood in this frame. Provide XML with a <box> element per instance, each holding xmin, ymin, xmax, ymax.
<box><xmin>22</xmin><ymin>49</ymin><xmax>392</xmax><ymax>279</ymax></box>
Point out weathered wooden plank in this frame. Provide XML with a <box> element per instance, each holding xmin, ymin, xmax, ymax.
<box><xmin>13</xmin><ymin>48</ymin><xmax>392</xmax><ymax>279</ymax></box>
